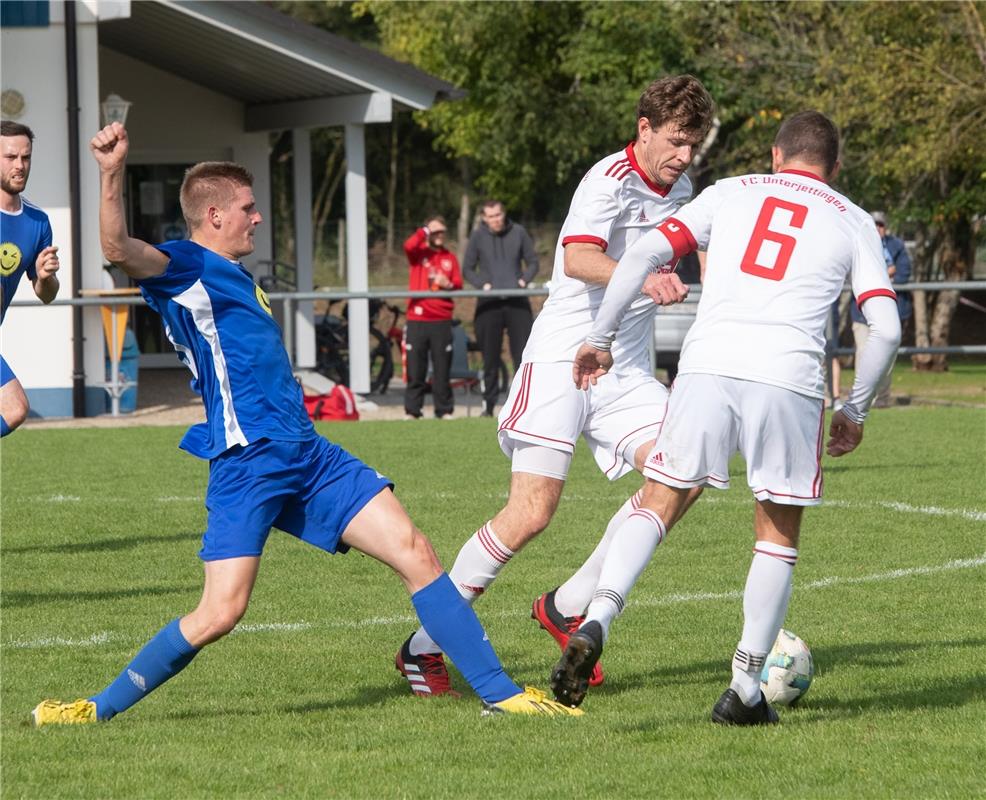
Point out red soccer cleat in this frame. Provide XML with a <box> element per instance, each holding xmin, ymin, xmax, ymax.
<box><xmin>395</xmin><ymin>635</ymin><xmax>461</xmax><ymax>698</ymax></box>
<box><xmin>531</xmin><ymin>589</ymin><xmax>604</xmax><ymax>687</ymax></box>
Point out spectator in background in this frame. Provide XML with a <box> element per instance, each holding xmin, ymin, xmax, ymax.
<box><xmin>403</xmin><ymin>216</ymin><xmax>462</xmax><ymax>419</ymax></box>
<box><xmin>463</xmin><ymin>200</ymin><xmax>539</xmax><ymax>417</ymax></box>
<box><xmin>851</xmin><ymin>210</ymin><xmax>911</xmax><ymax>408</ymax></box>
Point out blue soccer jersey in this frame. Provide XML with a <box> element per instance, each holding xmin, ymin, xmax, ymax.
<box><xmin>0</xmin><ymin>198</ymin><xmax>52</xmax><ymax>323</ymax></box>
<box><xmin>139</xmin><ymin>239</ymin><xmax>315</xmax><ymax>458</ymax></box>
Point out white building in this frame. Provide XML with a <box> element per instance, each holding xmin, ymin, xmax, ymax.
<box><xmin>1</xmin><ymin>0</ymin><xmax>457</xmax><ymax>416</ymax></box>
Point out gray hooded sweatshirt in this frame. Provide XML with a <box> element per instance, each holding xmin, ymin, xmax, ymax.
<box><xmin>462</xmin><ymin>219</ymin><xmax>539</xmax><ymax>292</ymax></box>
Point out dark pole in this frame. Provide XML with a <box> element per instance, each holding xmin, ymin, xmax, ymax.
<box><xmin>64</xmin><ymin>0</ymin><xmax>86</xmax><ymax>416</ymax></box>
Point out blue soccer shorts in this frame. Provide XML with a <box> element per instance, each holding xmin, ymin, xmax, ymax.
<box><xmin>200</xmin><ymin>435</ymin><xmax>394</xmax><ymax>561</ymax></box>
<box><xmin>1</xmin><ymin>355</ymin><xmax>15</xmax><ymax>388</ymax></box>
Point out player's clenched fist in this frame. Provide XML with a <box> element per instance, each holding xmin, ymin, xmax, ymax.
<box><xmin>35</xmin><ymin>245</ymin><xmax>59</xmax><ymax>280</ymax></box>
<box><xmin>89</xmin><ymin>122</ymin><xmax>129</xmax><ymax>171</ymax></box>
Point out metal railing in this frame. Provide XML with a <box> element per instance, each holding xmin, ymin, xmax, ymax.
<box><xmin>10</xmin><ymin>280</ymin><xmax>986</xmax><ymax>414</ymax></box>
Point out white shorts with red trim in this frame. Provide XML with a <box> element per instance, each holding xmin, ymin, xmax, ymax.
<box><xmin>497</xmin><ymin>361</ymin><xmax>668</xmax><ymax>481</ymax></box>
<box><xmin>642</xmin><ymin>373</ymin><xmax>826</xmax><ymax>506</ymax></box>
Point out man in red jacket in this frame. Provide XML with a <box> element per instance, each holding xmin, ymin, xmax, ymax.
<box><xmin>403</xmin><ymin>216</ymin><xmax>463</xmax><ymax>419</ymax></box>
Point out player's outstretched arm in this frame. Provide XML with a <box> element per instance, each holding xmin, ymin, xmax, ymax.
<box><xmin>826</xmin><ymin>409</ymin><xmax>863</xmax><ymax>457</ymax></box>
<box><xmin>572</xmin><ymin>342</ymin><xmax>613</xmax><ymax>390</ymax></box>
<box><xmin>90</xmin><ymin>123</ymin><xmax>168</xmax><ymax>280</ymax></box>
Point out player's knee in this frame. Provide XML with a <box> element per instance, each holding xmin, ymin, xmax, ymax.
<box><xmin>192</xmin><ymin>603</ymin><xmax>248</xmax><ymax>644</ymax></box>
<box><xmin>1</xmin><ymin>385</ymin><xmax>30</xmax><ymax>430</ymax></box>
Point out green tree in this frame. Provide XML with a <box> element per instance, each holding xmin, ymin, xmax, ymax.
<box><xmin>679</xmin><ymin>0</ymin><xmax>986</xmax><ymax>369</ymax></box>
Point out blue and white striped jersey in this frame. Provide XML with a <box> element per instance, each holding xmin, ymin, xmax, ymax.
<box><xmin>139</xmin><ymin>240</ymin><xmax>314</xmax><ymax>459</ymax></box>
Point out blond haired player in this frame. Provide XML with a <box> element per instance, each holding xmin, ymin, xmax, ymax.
<box><xmin>555</xmin><ymin>111</ymin><xmax>901</xmax><ymax>724</ymax></box>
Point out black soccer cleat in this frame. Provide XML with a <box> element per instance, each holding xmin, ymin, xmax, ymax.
<box><xmin>710</xmin><ymin>688</ymin><xmax>779</xmax><ymax>726</ymax></box>
<box><xmin>549</xmin><ymin>620</ymin><xmax>603</xmax><ymax>708</ymax></box>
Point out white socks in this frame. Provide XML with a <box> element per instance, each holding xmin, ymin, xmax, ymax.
<box><xmin>583</xmin><ymin>506</ymin><xmax>667</xmax><ymax>642</ymax></box>
<box><xmin>408</xmin><ymin>522</ymin><xmax>514</xmax><ymax>656</ymax></box>
<box><xmin>554</xmin><ymin>490</ymin><xmax>643</xmax><ymax>618</ymax></box>
<box><xmin>730</xmin><ymin>540</ymin><xmax>798</xmax><ymax>705</ymax></box>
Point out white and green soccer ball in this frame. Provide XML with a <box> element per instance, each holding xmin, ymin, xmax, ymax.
<box><xmin>760</xmin><ymin>628</ymin><xmax>814</xmax><ymax>706</ymax></box>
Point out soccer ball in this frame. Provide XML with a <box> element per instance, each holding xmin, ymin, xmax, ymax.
<box><xmin>760</xmin><ymin>628</ymin><xmax>814</xmax><ymax>706</ymax></box>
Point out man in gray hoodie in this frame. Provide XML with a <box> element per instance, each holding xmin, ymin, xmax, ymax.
<box><xmin>462</xmin><ymin>200</ymin><xmax>539</xmax><ymax>416</ymax></box>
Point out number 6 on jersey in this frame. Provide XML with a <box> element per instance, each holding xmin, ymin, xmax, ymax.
<box><xmin>740</xmin><ymin>197</ymin><xmax>808</xmax><ymax>281</ymax></box>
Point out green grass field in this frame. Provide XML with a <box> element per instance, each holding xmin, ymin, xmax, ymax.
<box><xmin>2</xmin><ymin>405</ymin><xmax>985</xmax><ymax>799</ymax></box>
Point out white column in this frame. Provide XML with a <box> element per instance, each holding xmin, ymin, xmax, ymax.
<box><xmin>292</xmin><ymin>128</ymin><xmax>316</xmax><ymax>369</ymax></box>
<box><xmin>344</xmin><ymin>122</ymin><xmax>370</xmax><ymax>393</ymax></box>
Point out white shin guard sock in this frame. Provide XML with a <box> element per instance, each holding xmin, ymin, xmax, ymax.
<box><xmin>554</xmin><ymin>490</ymin><xmax>643</xmax><ymax>618</ymax></box>
<box><xmin>584</xmin><ymin>506</ymin><xmax>667</xmax><ymax>642</ymax></box>
<box><xmin>408</xmin><ymin>521</ymin><xmax>514</xmax><ymax>656</ymax></box>
<box><xmin>730</xmin><ymin>541</ymin><xmax>798</xmax><ymax>704</ymax></box>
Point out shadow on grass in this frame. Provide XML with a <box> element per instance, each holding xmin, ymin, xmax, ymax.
<box><xmin>604</xmin><ymin>636</ymin><xmax>986</xmax><ymax>724</ymax></box>
<box><xmin>164</xmin><ymin>684</ymin><xmax>401</xmax><ymax>721</ymax></box>
<box><xmin>1</xmin><ymin>584</ymin><xmax>197</xmax><ymax>609</ymax></box>
<box><xmin>1</xmin><ymin>530</ymin><xmax>201</xmax><ymax>555</ymax></box>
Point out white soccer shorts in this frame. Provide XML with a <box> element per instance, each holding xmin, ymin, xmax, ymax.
<box><xmin>642</xmin><ymin>373</ymin><xmax>826</xmax><ymax>506</ymax></box>
<box><xmin>498</xmin><ymin>361</ymin><xmax>668</xmax><ymax>481</ymax></box>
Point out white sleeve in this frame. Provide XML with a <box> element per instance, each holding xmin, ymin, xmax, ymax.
<box><xmin>842</xmin><ymin>295</ymin><xmax>902</xmax><ymax>421</ymax></box>
<box><xmin>850</xmin><ymin>217</ymin><xmax>896</xmax><ymax>301</ymax></box>
<box><xmin>560</xmin><ymin>172</ymin><xmax>621</xmax><ymax>251</ymax></box>
<box><xmin>586</xmin><ymin>226</ymin><xmax>677</xmax><ymax>349</ymax></box>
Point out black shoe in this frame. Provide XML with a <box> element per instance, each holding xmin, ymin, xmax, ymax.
<box><xmin>710</xmin><ymin>688</ymin><xmax>779</xmax><ymax>726</ymax></box>
<box><xmin>479</xmin><ymin>409</ymin><xmax>494</xmax><ymax>418</ymax></box>
<box><xmin>550</xmin><ymin>621</ymin><xmax>603</xmax><ymax>708</ymax></box>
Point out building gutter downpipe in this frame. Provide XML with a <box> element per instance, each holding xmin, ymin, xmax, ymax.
<box><xmin>64</xmin><ymin>0</ymin><xmax>86</xmax><ymax>416</ymax></box>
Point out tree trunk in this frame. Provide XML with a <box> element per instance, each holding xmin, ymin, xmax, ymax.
<box><xmin>910</xmin><ymin>227</ymin><xmax>934</xmax><ymax>370</ymax></box>
<box><xmin>457</xmin><ymin>157</ymin><xmax>473</xmax><ymax>260</ymax></box>
<box><xmin>923</xmin><ymin>215</ymin><xmax>974</xmax><ymax>370</ymax></box>
<box><xmin>312</xmin><ymin>134</ymin><xmax>345</xmax><ymax>268</ymax></box>
<box><xmin>385</xmin><ymin>118</ymin><xmax>399</xmax><ymax>262</ymax></box>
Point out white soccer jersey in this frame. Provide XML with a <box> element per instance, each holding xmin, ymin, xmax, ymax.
<box><xmin>521</xmin><ymin>143</ymin><xmax>692</xmax><ymax>375</ymax></box>
<box><xmin>592</xmin><ymin>169</ymin><xmax>896</xmax><ymax>398</ymax></box>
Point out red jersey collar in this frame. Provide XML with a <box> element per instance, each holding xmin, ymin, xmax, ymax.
<box><xmin>778</xmin><ymin>168</ymin><xmax>828</xmax><ymax>185</ymax></box>
<box><xmin>626</xmin><ymin>143</ymin><xmax>672</xmax><ymax>197</ymax></box>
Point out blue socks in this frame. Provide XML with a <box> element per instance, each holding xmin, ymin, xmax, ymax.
<box><xmin>412</xmin><ymin>573</ymin><xmax>521</xmax><ymax>703</ymax></box>
<box><xmin>90</xmin><ymin>618</ymin><xmax>198</xmax><ymax>720</ymax></box>
<box><xmin>1</xmin><ymin>416</ymin><xmax>10</xmax><ymax>437</ymax></box>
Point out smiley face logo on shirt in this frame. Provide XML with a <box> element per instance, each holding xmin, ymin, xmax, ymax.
<box><xmin>255</xmin><ymin>284</ymin><xmax>272</xmax><ymax>316</ymax></box>
<box><xmin>0</xmin><ymin>242</ymin><xmax>22</xmax><ymax>276</ymax></box>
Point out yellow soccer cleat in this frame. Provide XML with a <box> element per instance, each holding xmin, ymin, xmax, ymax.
<box><xmin>481</xmin><ymin>686</ymin><xmax>585</xmax><ymax>717</ymax></box>
<box><xmin>32</xmin><ymin>699</ymin><xmax>98</xmax><ymax>727</ymax></box>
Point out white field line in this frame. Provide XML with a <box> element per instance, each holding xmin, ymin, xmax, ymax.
<box><xmin>6</xmin><ymin>552</ymin><xmax>984</xmax><ymax>650</ymax></box>
<box><xmin>33</xmin><ymin>494</ymin><xmax>986</xmax><ymax>524</ymax></box>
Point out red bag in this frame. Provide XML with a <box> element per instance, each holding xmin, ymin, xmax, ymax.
<box><xmin>303</xmin><ymin>385</ymin><xmax>359</xmax><ymax>422</ymax></box>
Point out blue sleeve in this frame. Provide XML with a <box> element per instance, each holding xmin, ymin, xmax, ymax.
<box><xmin>890</xmin><ymin>237</ymin><xmax>910</xmax><ymax>285</ymax></box>
<box><xmin>24</xmin><ymin>215</ymin><xmax>52</xmax><ymax>282</ymax></box>
<box><xmin>137</xmin><ymin>241</ymin><xmax>205</xmax><ymax>300</ymax></box>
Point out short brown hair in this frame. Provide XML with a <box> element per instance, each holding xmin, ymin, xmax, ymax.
<box><xmin>774</xmin><ymin>111</ymin><xmax>840</xmax><ymax>175</ymax></box>
<box><xmin>180</xmin><ymin>161</ymin><xmax>254</xmax><ymax>230</ymax></box>
<box><xmin>636</xmin><ymin>75</ymin><xmax>716</xmax><ymax>139</ymax></box>
<box><xmin>481</xmin><ymin>199</ymin><xmax>504</xmax><ymax>213</ymax></box>
<box><xmin>1</xmin><ymin>120</ymin><xmax>35</xmax><ymax>141</ymax></box>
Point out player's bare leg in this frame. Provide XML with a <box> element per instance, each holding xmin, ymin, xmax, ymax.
<box><xmin>0</xmin><ymin>376</ymin><xmax>30</xmax><ymax>436</ymax></box>
<box><xmin>180</xmin><ymin>556</ymin><xmax>262</xmax><ymax>646</ymax></box>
